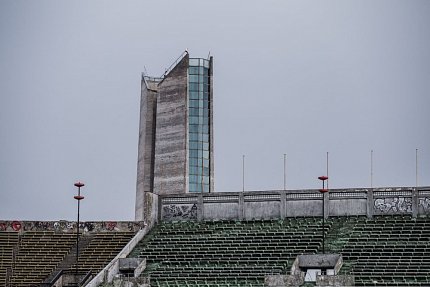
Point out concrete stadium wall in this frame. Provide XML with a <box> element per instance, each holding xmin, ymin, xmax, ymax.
<box><xmin>159</xmin><ymin>186</ymin><xmax>430</xmax><ymax>221</ymax></box>
<box><xmin>0</xmin><ymin>220</ymin><xmax>145</xmax><ymax>233</ymax></box>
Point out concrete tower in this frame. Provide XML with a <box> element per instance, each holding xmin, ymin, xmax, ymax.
<box><xmin>135</xmin><ymin>52</ymin><xmax>214</xmax><ymax>220</ymax></box>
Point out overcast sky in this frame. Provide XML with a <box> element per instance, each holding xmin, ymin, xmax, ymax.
<box><xmin>1</xmin><ymin>0</ymin><xmax>429</xmax><ymax>221</ymax></box>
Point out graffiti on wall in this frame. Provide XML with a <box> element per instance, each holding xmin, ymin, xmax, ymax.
<box><xmin>419</xmin><ymin>198</ymin><xmax>430</xmax><ymax>212</ymax></box>
<box><xmin>163</xmin><ymin>204</ymin><xmax>197</xmax><ymax>221</ymax></box>
<box><xmin>374</xmin><ymin>197</ymin><xmax>412</xmax><ymax>213</ymax></box>
<box><xmin>0</xmin><ymin>220</ymin><xmax>146</xmax><ymax>233</ymax></box>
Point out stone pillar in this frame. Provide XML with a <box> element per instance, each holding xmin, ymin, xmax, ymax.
<box><xmin>367</xmin><ymin>189</ymin><xmax>374</xmax><ymax>219</ymax></box>
<box><xmin>197</xmin><ymin>194</ymin><xmax>204</xmax><ymax>221</ymax></box>
<box><xmin>412</xmin><ymin>187</ymin><xmax>418</xmax><ymax>218</ymax></box>
<box><xmin>324</xmin><ymin>192</ymin><xmax>329</xmax><ymax>219</ymax></box>
<box><xmin>157</xmin><ymin>195</ymin><xmax>163</xmax><ymax>222</ymax></box>
<box><xmin>280</xmin><ymin>191</ymin><xmax>287</xmax><ymax>219</ymax></box>
<box><xmin>238</xmin><ymin>193</ymin><xmax>244</xmax><ymax>221</ymax></box>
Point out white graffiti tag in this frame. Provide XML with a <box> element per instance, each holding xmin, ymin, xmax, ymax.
<box><xmin>419</xmin><ymin>197</ymin><xmax>430</xmax><ymax>211</ymax></box>
<box><xmin>374</xmin><ymin>197</ymin><xmax>412</xmax><ymax>213</ymax></box>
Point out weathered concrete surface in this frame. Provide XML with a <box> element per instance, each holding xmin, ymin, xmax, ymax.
<box><xmin>316</xmin><ymin>275</ymin><xmax>355</xmax><ymax>286</ymax></box>
<box><xmin>118</xmin><ymin>258</ymin><xmax>143</xmax><ymax>272</ymax></box>
<box><xmin>264</xmin><ymin>275</ymin><xmax>287</xmax><ymax>287</ymax></box>
<box><xmin>204</xmin><ymin>202</ymin><xmax>238</xmax><ymax>220</ymax></box>
<box><xmin>157</xmin><ymin>187</ymin><xmax>430</xmax><ymax>221</ymax></box>
<box><xmin>329</xmin><ymin>198</ymin><xmax>367</xmax><ymax>216</ymax></box>
<box><xmin>136</xmin><ymin>54</ymin><xmax>215</xmax><ymax>222</ymax></box>
<box><xmin>153</xmin><ymin>54</ymin><xmax>189</xmax><ymax>195</ymax></box>
<box><xmin>298</xmin><ymin>254</ymin><xmax>341</xmax><ymax>269</ymax></box>
<box><xmin>134</xmin><ymin>258</ymin><xmax>147</xmax><ymax>278</ymax></box>
<box><xmin>135</xmin><ymin>77</ymin><xmax>158</xmax><ymax>220</ymax></box>
<box><xmin>0</xmin><ymin>220</ymin><xmax>145</xmax><ymax>233</ymax></box>
<box><xmin>135</xmin><ymin>76</ymin><xmax>158</xmax><ymax>221</ymax></box>
<box><xmin>244</xmin><ymin>201</ymin><xmax>280</xmax><ymax>219</ymax></box>
<box><xmin>264</xmin><ymin>274</ymin><xmax>305</xmax><ymax>287</ymax></box>
<box><xmin>112</xmin><ymin>277</ymin><xmax>150</xmax><ymax>287</ymax></box>
<box><xmin>208</xmin><ymin>56</ymin><xmax>214</xmax><ymax>193</ymax></box>
<box><xmin>287</xmin><ymin>199</ymin><xmax>322</xmax><ymax>217</ymax></box>
<box><xmin>144</xmin><ymin>191</ymin><xmax>158</xmax><ymax>228</ymax></box>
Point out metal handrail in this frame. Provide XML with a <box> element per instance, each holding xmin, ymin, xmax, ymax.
<box><xmin>39</xmin><ymin>269</ymin><xmax>63</xmax><ymax>287</ymax></box>
<box><xmin>80</xmin><ymin>270</ymin><xmax>92</xmax><ymax>286</ymax></box>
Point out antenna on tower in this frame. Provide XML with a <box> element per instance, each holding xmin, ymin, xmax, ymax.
<box><xmin>207</xmin><ymin>51</ymin><xmax>211</xmax><ymax>59</ymax></box>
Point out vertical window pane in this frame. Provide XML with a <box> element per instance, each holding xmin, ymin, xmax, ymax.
<box><xmin>203</xmin><ymin>142</ymin><xmax>209</xmax><ymax>150</ymax></box>
<box><xmin>190</xmin><ymin>83</ymin><xmax>199</xmax><ymax>91</ymax></box>
<box><xmin>189</xmin><ymin>66</ymin><xmax>199</xmax><ymax>74</ymax></box>
<box><xmin>190</xmin><ymin>91</ymin><xmax>199</xmax><ymax>100</ymax></box>
<box><xmin>190</xmin><ymin>100</ymin><xmax>199</xmax><ymax>108</ymax></box>
<box><xmin>189</xmin><ymin>75</ymin><xmax>199</xmax><ymax>82</ymax></box>
<box><xmin>203</xmin><ymin>151</ymin><xmax>209</xmax><ymax>159</ymax></box>
<box><xmin>189</xmin><ymin>59</ymin><xmax>199</xmax><ymax>66</ymax></box>
<box><xmin>203</xmin><ymin>159</ymin><xmax>209</xmax><ymax>167</ymax></box>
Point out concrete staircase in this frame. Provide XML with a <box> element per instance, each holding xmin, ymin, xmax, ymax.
<box><xmin>43</xmin><ymin>234</ymin><xmax>94</xmax><ymax>285</ymax></box>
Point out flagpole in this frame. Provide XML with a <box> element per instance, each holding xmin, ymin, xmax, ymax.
<box><xmin>371</xmin><ymin>150</ymin><xmax>373</xmax><ymax>188</ymax></box>
<box><xmin>283</xmin><ymin>154</ymin><xmax>286</xmax><ymax>190</ymax></box>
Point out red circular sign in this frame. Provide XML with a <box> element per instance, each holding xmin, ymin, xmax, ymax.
<box><xmin>12</xmin><ymin>221</ymin><xmax>22</xmax><ymax>231</ymax></box>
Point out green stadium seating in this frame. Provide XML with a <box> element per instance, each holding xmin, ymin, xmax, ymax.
<box><xmin>130</xmin><ymin>218</ymin><xmax>324</xmax><ymax>286</ymax></box>
<box><xmin>1</xmin><ymin>215</ymin><xmax>429</xmax><ymax>287</ymax></box>
<box><xmin>68</xmin><ymin>232</ymin><xmax>135</xmax><ymax>275</ymax></box>
<box><xmin>8</xmin><ymin>231</ymin><xmax>76</xmax><ymax>287</ymax></box>
<box><xmin>130</xmin><ymin>216</ymin><xmax>430</xmax><ymax>287</ymax></box>
<box><xmin>0</xmin><ymin>231</ymin><xmax>135</xmax><ymax>286</ymax></box>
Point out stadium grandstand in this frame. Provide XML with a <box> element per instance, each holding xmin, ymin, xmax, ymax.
<box><xmin>1</xmin><ymin>187</ymin><xmax>430</xmax><ymax>287</ymax></box>
<box><xmin>2</xmin><ymin>54</ymin><xmax>429</xmax><ymax>287</ymax></box>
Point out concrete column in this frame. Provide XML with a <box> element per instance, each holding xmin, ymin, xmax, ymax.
<box><xmin>367</xmin><ymin>189</ymin><xmax>374</xmax><ymax>219</ymax></box>
<box><xmin>157</xmin><ymin>195</ymin><xmax>163</xmax><ymax>222</ymax></box>
<box><xmin>197</xmin><ymin>194</ymin><xmax>204</xmax><ymax>221</ymax></box>
<box><xmin>412</xmin><ymin>187</ymin><xmax>418</xmax><ymax>218</ymax></box>
<box><xmin>324</xmin><ymin>192</ymin><xmax>329</xmax><ymax>219</ymax></box>
<box><xmin>280</xmin><ymin>191</ymin><xmax>287</xmax><ymax>219</ymax></box>
<box><xmin>238</xmin><ymin>193</ymin><xmax>244</xmax><ymax>221</ymax></box>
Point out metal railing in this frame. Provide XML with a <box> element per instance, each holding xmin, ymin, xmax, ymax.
<box><xmin>80</xmin><ymin>270</ymin><xmax>93</xmax><ymax>286</ymax></box>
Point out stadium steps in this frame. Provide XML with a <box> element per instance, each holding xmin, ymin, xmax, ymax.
<box><xmin>131</xmin><ymin>218</ymin><xmax>325</xmax><ymax>286</ymax></box>
<box><xmin>0</xmin><ymin>231</ymin><xmax>136</xmax><ymax>286</ymax></box>
<box><xmin>335</xmin><ymin>215</ymin><xmax>430</xmax><ymax>287</ymax></box>
<box><xmin>43</xmin><ymin>233</ymin><xmax>94</xmax><ymax>284</ymax></box>
<box><xmin>0</xmin><ymin>232</ymin><xmax>19</xmax><ymax>286</ymax></box>
<box><xmin>131</xmin><ymin>216</ymin><xmax>430</xmax><ymax>287</ymax></box>
<box><xmin>67</xmin><ymin>231</ymin><xmax>136</xmax><ymax>275</ymax></box>
<box><xmin>8</xmin><ymin>231</ymin><xmax>76</xmax><ymax>287</ymax></box>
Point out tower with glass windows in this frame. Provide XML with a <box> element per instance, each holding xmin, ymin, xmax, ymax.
<box><xmin>135</xmin><ymin>52</ymin><xmax>213</xmax><ymax>220</ymax></box>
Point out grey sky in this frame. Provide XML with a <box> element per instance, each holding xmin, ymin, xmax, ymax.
<box><xmin>1</xmin><ymin>0</ymin><xmax>429</xmax><ymax>221</ymax></box>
